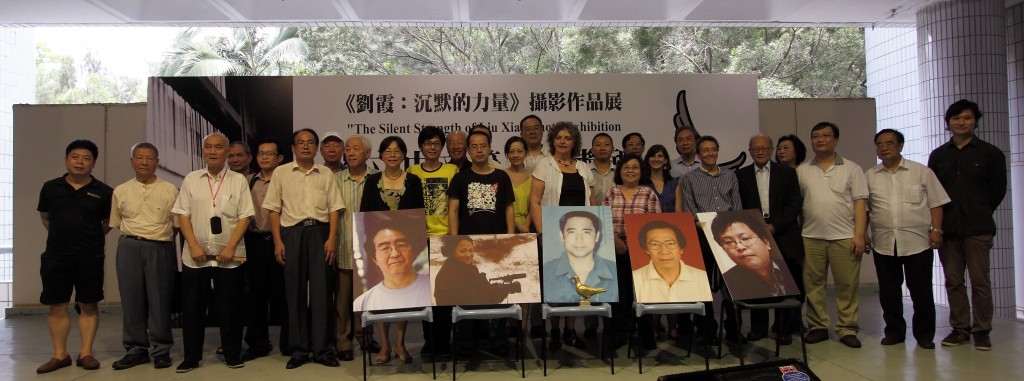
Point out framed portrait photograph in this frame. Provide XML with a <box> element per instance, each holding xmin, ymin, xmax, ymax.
<box><xmin>429</xmin><ymin>234</ymin><xmax>540</xmax><ymax>306</ymax></box>
<box><xmin>625</xmin><ymin>212</ymin><xmax>713</xmax><ymax>303</ymax></box>
<box><xmin>697</xmin><ymin>210</ymin><xmax>800</xmax><ymax>301</ymax></box>
<box><xmin>540</xmin><ymin>206</ymin><xmax>618</xmax><ymax>304</ymax></box>
<box><xmin>352</xmin><ymin>209</ymin><xmax>431</xmax><ymax>312</ymax></box>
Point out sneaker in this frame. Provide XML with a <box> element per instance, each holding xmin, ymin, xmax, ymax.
<box><xmin>112</xmin><ymin>352</ymin><xmax>150</xmax><ymax>370</ymax></box>
<box><xmin>804</xmin><ymin>329</ymin><xmax>828</xmax><ymax>344</ymax></box>
<box><xmin>973</xmin><ymin>333</ymin><xmax>992</xmax><ymax>351</ymax></box>
<box><xmin>941</xmin><ymin>331</ymin><xmax>970</xmax><ymax>347</ymax></box>
<box><xmin>175</xmin><ymin>360</ymin><xmax>199</xmax><ymax>373</ymax></box>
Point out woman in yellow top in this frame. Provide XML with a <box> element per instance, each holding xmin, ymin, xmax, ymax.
<box><xmin>504</xmin><ymin>136</ymin><xmax>533</xmax><ymax>234</ymax></box>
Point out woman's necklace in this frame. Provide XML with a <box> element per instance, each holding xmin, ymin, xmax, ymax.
<box><xmin>384</xmin><ymin>170</ymin><xmax>403</xmax><ymax>180</ymax></box>
<box><xmin>557</xmin><ymin>158</ymin><xmax>574</xmax><ymax>167</ymax></box>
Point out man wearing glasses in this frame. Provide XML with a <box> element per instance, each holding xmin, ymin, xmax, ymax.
<box><xmin>632</xmin><ymin>220</ymin><xmax>712</xmax><ymax>303</ymax></box>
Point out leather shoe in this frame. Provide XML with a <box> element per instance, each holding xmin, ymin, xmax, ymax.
<box><xmin>314</xmin><ymin>355</ymin><xmax>340</xmax><ymax>367</ymax></box>
<box><xmin>338</xmin><ymin>350</ymin><xmax>355</xmax><ymax>361</ymax></box>
<box><xmin>37</xmin><ymin>356</ymin><xmax>72</xmax><ymax>374</ymax></box>
<box><xmin>880</xmin><ymin>336</ymin><xmax>905</xmax><ymax>346</ymax></box>
<box><xmin>76</xmin><ymin>354</ymin><xmax>100</xmax><ymax>370</ymax></box>
<box><xmin>840</xmin><ymin>335</ymin><xmax>862</xmax><ymax>348</ymax></box>
<box><xmin>778</xmin><ymin>333</ymin><xmax>793</xmax><ymax>345</ymax></box>
<box><xmin>113</xmin><ymin>352</ymin><xmax>150</xmax><ymax>370</ymax></box>
<box><xmin>918</xmin><ymin>341</ymin><xmax>935</xmax><ymax>349</ymax></box>
<box><xmin>175</xmin><ymin>360</ymin><xmax>199</xmax><ymax>373</ymax></box>
<box><xmin>804</xmin><ymin>329</ymin><xmax>828</xmax><ymax>344</ymax></box>
<box><xmin>153</xmin><ymin>354</ymin><xmax>172</xmax><ymax>369</ymax></box>
<box><xmin>286</xmin><ymin>357</ymin><xmax>308</xmax><ymax>369</ymax></box>
<box><xmin>746</xmin><ymin>332</ymin><xmax>766</xmax><ymax>342</ymax></box>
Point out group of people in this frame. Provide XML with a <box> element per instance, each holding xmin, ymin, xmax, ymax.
<box><xmin>34</xmin><ymin>98</ymin><xmax>1006</xmax><ymax>375</ymax></box>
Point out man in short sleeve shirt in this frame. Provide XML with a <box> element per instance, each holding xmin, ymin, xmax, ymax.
<box><xmin>110</xmin><ymin>142</ymin><xmax>179</xmax><ymax>370</ymax></box>
<box><xmin>797</xmin><ymin>122</ymin><xmax>868</xmax><ymax>348</ymax></box>
<box><xmin>171</xmin><ymin>133</ymin><xmax>255</xmax><ymax>372</ymax></box>
<box><xmin>36</xmin><ymin>139</ymin><xmax>112</xmax><ymax>374</ymax></box>
<box><xmin>263</xmin><ymin>128</ymin><xmax>345</xmax><ymax>369</ymax></box>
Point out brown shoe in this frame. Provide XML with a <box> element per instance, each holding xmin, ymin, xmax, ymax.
<box><xmin>76</xmin><ymin>354</ymin><xmax>100</xmax><ymax>370</ymax></box>
<box><xmin>37</xmin><ymin>356</ymin><xmax>72</xmax><ymax>374</ymax></box>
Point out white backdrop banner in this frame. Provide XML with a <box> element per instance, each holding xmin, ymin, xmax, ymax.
<box><xmin>293</xmin><ymin>73</ymin><xmax>759</xmax><ymax>167</ymax></box>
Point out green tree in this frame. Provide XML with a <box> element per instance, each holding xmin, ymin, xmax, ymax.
<box><xmin>159</xmin><ymin>27</ymin><xmax>309</xmax><ymax>76</ymax></box>
<box><xmin>36</xmin><ymin>44</ymin><xmax>145</xmax><ymax>104</ymax></box>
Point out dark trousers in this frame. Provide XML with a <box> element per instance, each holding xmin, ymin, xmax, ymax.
<box><xmin>939</xmin><ymin>234</ymin><xmax>994</xmax><ymax>335</ymax></box>
<box><xmin>116</xmin><ymin>237</ymin><xmax>176</xmax><ymax>357</ymax></box>
<box><xmin>281</xmin><ymin>224</ymin><xmax>335</xmax><ymax>360</ymax></box>
<box><xmin>749</xmin><ymin>250</ymin><xmax>805</xmax><ymax>335</ymax></box>
<box><xmin>243</xmin><ymin>232</ymin><xmax>288</xmax><ymax>353</ymax></box>
<box><xmin>875</xmin><ymin>246</ymin><xmax>936</xmax><ymax>342</ymax></box>
<box><xmin>181</xmin><ymin>265</ymin><xmax>244</xmax><ymax>362</ymax></box>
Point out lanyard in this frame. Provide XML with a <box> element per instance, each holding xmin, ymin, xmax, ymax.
<box><xmin>207</xmin><ymin>172</ymin><xmax>225</xmax><ymax>208</ymax></box>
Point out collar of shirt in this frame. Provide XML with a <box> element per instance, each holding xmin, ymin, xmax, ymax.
<box><xmin>944</xmin><ymin>134</ymin><xmax>979</xmax><ymax>150</ymax></box>
<box><xmin>698</xmin><ymin>165</ymin><xmax>721</xmax><ymax>176</ymax></box>
<box><xmin>642</xmin><ymin>260</ymin><xmax>696</xmax><ymax>283</ymax></box>
<box><xmin>809</xmin><ymin>155</ymin><xmax>845</xmax><ymax>166</ymax></box>
<box><xmin>871</xmin><ymin>157</ymin><xmax>908</xmax><ymax>173</ymax></box>
<box><xmin>199</xmin><ymin>167</ymin><xmax>229</xmax><ymax>180</ymax></box>
<box><xmin>341</xmin><ymin>167</ymin><xmax>376</xmax><ymax>182</ymax></box>
<box><xmin>288</xmin><ymin>161</ymin><xmax>322</xmax><ymax>175</ymax></box>
<box><xmin>553</xmin><ymin>252</ymin><xmax>615</xmax><ymax>281</ymax></box>
<box><xmin>755</xmin><ymin>161</ymin><xmax>772</xmax><ymax>173</ymax></box>
<box><xmin>588</xmin><ymin>162</ymin><xmax>615</xmax><ymax>175</ymax></box>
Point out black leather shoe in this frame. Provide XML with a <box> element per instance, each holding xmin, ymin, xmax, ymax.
<box><xmin>112</xmin><ymin>352</ymin><xmax>150</xmax><ymax>370</ymax></box>
<box><xmin>285</xmin><ymin>357</ymin><xmax>308</xmax><ymax>369</ymax></box>
<box><xmin>918</xmin><ymin>341</ymin><xmax>936</xmax><ymax>349</ymax></box>
<box><xmin>314</xmin><ymin>355</ymin><xmax>340</xmax><ymax>367</ymax></box>
<box><xmin>840</xmin><ymin>335</ymin><xmax>862</xmax><ymax>348</ymax></box>
<box><xmin>880</xmin><ymin>336</ymin><xmax>905</xmax><ymax>346</ymax></box>
<box><xmin>338</xmin><ymin>350</ymin><xmax>355</xmax><ymax>361</ymax></box>
<box><xmin>175</xmin><ymin>360</ymin><xmax>199</xmax><ymax>373</ymax></box>
<box><xmin>746</xmin><ymin>332</ymin><xmax>767</xmax><ymax>342</ymax></box>
<box><xmin>804</xmin><ymin>329</ymin><xmax>828</xmax><ymax>344</ymax></box>
<box><xmin>153</xmin><ymin>354</ymin><xmax>172</xmax><ymax>369</ymax></box>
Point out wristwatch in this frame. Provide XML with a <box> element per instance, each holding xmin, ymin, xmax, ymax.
<box><xmin>929</xmin><ymin>226</ymin><xmax>943</xmax><ymax>234</ymax></box>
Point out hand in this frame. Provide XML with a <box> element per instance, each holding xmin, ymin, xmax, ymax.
<box><xmin>929</xmin><ymin>231</ymin><xmax>943</xmax><ymax>249</ymax></box>
<box><xmin>323</xmin><ymin>237</ymin><xmax>337</xmax><ymax>264</ymax></box>
<box><xmin>188</xmin><ymin>243</ymin><xmax>206</xmax><ymax>262</ymax></box>
<box><xmin>274</xmin><ymin>240</ymin><xmax>286</xmax><ymax>265</ymax></box>
<box><xmin>851</xmin><ymin>235</ymin><xmax>866</xmax><ymax>256</ymax></box>
<box><xmin>216</xmin><ymin>245</ymin><xmax>236</xmax><ymax>264</ymax></box>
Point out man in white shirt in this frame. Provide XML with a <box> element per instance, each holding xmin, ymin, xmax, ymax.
<box><xmin>520</xmin><ymin>115</ymin><xmax>549</xmax><ymax>172</ymax></box>
<box><xmin>589</xmin><ymin>133</ymin><xmax>616</xmax><ymax>205</ymax></box>
<box><xmin>172</xmin><ymin>133</ymin><xmax>255</xmax><ymax>372</ymax></box>
<box><xmin>632</xmin><ymin>220</ymin><xmax>712</xmax><ymax>303</ymax></box>
<box><xmin>797</xmin><ymin>122</ymin><xmax>868</xmax><ymax>349</ymax></box>
<box><xmin>110</xmin><ymin>142</ymin><xmax>179</xmax><ymax>371</ymax></box>
<box><xmin>264</xmin><ymin>128</ymin><xmax>345</xmax><ymax>369</ymax></box>
<box><xmin>865</xmin><ymin>129</ymin><xmax>949</xmax><ymax>350</ymax></box>
<box><xmin>671</xmin><ymin>126</ymin><xmax>701</xmax><ymax>178</ymax></box>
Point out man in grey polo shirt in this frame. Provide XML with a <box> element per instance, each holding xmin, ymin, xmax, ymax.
<box><xmin>110</xmin><ymin>142</ymin><xmax>179</xmax><ymax>370</ymax></box>
<box><xmin>797</xmin><ymin>122</ymin><xmax>868</xmax><ymax>349</ymax></box>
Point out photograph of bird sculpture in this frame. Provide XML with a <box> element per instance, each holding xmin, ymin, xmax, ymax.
<box><xmin>571</xmin><ymin>275</ymin><xmax>606</xmax><ymax>306</ymax></box>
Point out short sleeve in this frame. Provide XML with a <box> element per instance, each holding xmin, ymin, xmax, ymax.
<box><xmin>923</xmin><ymin>167</ymin><xmax>951</xmax><ymax>208</ymax></box>
<box><xmin>262</xmin><ymin>167</ymin><xmax>283</xmax><ymax>213</ymax></box>
<box><xmin>37</xmin><ymin>182</ymin><xmax>50</xmax><ymax>213</ymax></box>
<box><xmin>849</xmin><ymin>165</ymin><xmax>869</xmax><ymax>201</ymax></box>
<box><xmin>171</xmin><ymin>175</ymin><xmax>193</xmax><ymax>217</ymax></box>
<box><xmin>108</xmin><ymin>190</ymin><xmax>122</xmax><ymax>228</ymax></box>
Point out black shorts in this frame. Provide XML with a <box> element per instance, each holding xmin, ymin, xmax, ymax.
<box><xmin>39</xmin><ymin>254</ymin><xmax>105</xmax><ymax>305</ymax></box>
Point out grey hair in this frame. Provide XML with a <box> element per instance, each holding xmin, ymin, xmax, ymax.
<box><xmin>130</xmin><ymin>142</ymin><xmax>159</xmax><ymax>158</ymax></box>
<box><xmin>349</xmin><ymin>135</ymin><xmax>373</xmax><ymax>155</ymax></box>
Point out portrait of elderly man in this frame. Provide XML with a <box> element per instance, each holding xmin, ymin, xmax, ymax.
<box><xmin>708</xmin><ymin>210</ymin><xmax>799</xmax><ymax>301</ymax></box>
<box><xmin>630</xmin><ymin>219</ymin><xmax>713</xmax><ymax>303</ymax></box>
<box><xmin>541</xmin><ymin>208</ymin><xmax>619</xmax><ymax>304</ymax></box>
<box><xmin>353</xmin><ymin>211</ymin><xmax>431</xmax><ymax>312</ymax></box>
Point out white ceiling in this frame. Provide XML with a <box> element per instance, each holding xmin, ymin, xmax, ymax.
<box><xmin>0</xmin><ymin>0</ymin><xmax>1020</xmax><ymax>28</ymax></box>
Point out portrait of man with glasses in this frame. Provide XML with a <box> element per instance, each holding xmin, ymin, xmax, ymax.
<box><xmin>628</xmin><ymin>215</ymin><xmax>712</xmax><ymax>304</ymax></box>
<box><xmin>705</xmin><ymin>210</ymin><xmax>799</xmax><ymax>301</ymax></box>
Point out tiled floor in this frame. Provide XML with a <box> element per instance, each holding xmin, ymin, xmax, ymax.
<box><xmin>4</xmin><ymin>290</ymin><xmax>1024</xmax><ymax>381</ymax></box>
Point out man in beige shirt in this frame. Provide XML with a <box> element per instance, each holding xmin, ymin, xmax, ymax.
<box><xmin>110</xmin><ymin>142</ymin><xmax>179</xmax><ymax>371</ymax></box>
<box><xmin>264</xmin><ymin>128</ymin><xmax>345</xmax><ymax>369</ymax></box>
<box><xmin>241</xmin><ymin>137</ymin><xmax>287</xmax><ymax>361</ymax></box>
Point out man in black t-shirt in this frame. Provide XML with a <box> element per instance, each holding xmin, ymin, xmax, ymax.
<box><xmin>447</xmin><ymin>130</ymin><xmax>515</xmax><ymax>235</ymax></box>
<box><xmin>35</xmin><ymin>140</ymin><xmax>113</xmax><ymax>374</ymax></box>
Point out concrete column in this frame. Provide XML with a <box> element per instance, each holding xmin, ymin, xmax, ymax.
<box><xmin>1006</xmin><ymin>2</ymin><xmax>1024</xmax><ymax>319</ymax></box>
<box><xmin>917</xmin><ymin>0</ymin><xmax>1015</xmax><ymax>319</ymax></box>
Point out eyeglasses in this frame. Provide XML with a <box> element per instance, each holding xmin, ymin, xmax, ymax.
<box><xmin>256</xmin><ymin>151</ymin><xmax>279</xmax><ymax>157</ymax></box>
<box><xmin>749</xmin><ymin>146</ymin><xmax>771</xmax><ymax>152</ymax></box>
<box><xmin>621</xmin><ymin>165</ymin><xmax>641</xmax><ymax>172</ymax></box>
<box><xmin>720</xmin><ymin>235</ymin><xmax>759</xmax><ymax>250</ymax></box>
<box><xmin>422</xmin><ymin>141</ymin><xmax>442</xmax><ymax>148</ymax></box>
<box><xmin>382</xmin><ymin>149</ymin><xmax>405</xmax><ymax>156</ymax></box>
<box><xmin>376</xmin><ymin>240</ymin><xmax>412</xmax><ymax>253</ymax></box>
<box><xmin>811</xmin><ymin>133</ymin><xmax>834</xmax><ymax>140</ymax></box>
<box><xmin>646</xmin><ymin>240</ymin><xmax>679</xmax><ymax>252</ymax></box>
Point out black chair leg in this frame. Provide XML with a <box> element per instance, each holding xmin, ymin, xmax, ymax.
<box><xmin>608</xmin><ymin>315</ymin><xmax>614</xmax><ymax>375</ymax></box>
<box><xmin>735</xmin><ymin>302</ymin><xmax>745</xmax><ymax>365</ymax></box>
<box><xmin>542</xmin><ymin>318</ymin><xmax>547</xmax><ymax>376</ymax></box>
<box><xmin>716</xmin><ymin>304</ymin><xmax>726</xmax><ymax>359</ymax></box>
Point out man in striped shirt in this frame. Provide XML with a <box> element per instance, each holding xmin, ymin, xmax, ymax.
<box><xmin>680</xmin><ymin>135</ymin><xmax>742</xmax><ymax>343</ymax></box>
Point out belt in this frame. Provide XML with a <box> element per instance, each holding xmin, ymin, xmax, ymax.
<box><xmin>298</xmin><ymin>219</ymin><xmax>327</xmax><ymax>227</ymax></box>
<box><xmin>122</xmin><ymin>235</ymin><xmax>170</xmax><ymax>244</ymax></box>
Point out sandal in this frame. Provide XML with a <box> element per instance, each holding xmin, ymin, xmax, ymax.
<box><xmin>375</xmin><ymin>350</ymin><xmax>393</xmax><ymax>365</ymax></box>
<box><xmin>395</xmin><ymin>346</ymin><xmax>412</xmax><ymax>364</ymax></box>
